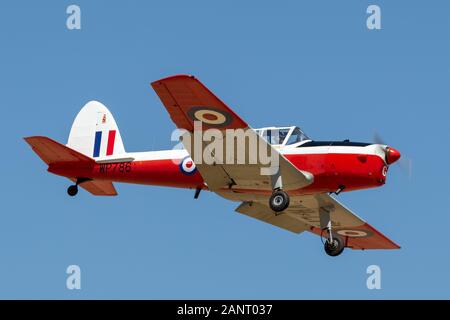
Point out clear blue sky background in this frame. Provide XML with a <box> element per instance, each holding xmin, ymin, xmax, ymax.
<box><xmin>0</xmin><ymin>0</ymin><xmax>448</xmax><ymax>299</ymax></box>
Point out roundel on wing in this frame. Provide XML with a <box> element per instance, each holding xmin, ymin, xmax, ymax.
<box><xmin>179</xmin><ymin>156</ymin><xmax>197</xmax><ymax>175</ymax></box>
<box><xmin>336</xmin><ymin>229</ymin><xmax>372</xmax><ymax>238</ymax></box>
<box><xmin>187</xmin><ymin>106</ymin><xmax>232</xmax><ymax>127</ymax></box>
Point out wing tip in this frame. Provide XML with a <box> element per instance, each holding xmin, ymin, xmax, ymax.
<box><xmin>23</xmin><ymin>136</ymin><xmax>33</xmax><ymax>145</ymax></box>
<box><xmin>24</xmin><ymin>135</ymin><xmax>54</xmax><ymax>142</ymax></box>
<box><xmin>150</xmin><ymin>74</ymin><xmax>195</xmax><ymax>87</ymax></box>
<box><xmin>23</xmin><ymin>136</ymin><xmax>53</xmax><ymax>147</ymax></box>
<box><xmin>363</xmin><ymin>222</ymin><xmax>401</xmax><ymax>249</ymax></box>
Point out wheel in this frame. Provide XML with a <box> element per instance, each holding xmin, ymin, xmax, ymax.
<box><xmin>67</xmin><ymin>185</ymin><xmax>78</xmax><ymax>197</ymax></box>
<box><xmin>269</xmin><ymin>190</ymin><xmax>290</xmax><ymax>212</ymax></box>
<box><xmin>324</xmin><ymin>236</ymin><xmax>345</xmax><ymax>257</ymax></box>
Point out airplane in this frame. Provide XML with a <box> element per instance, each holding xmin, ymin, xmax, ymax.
<box><xmin>24</xmin><ymin>74</ymin><xmax>401</xmax><ymax>257</ymax></box>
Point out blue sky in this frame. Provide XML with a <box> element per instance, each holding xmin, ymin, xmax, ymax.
<box><xmin>0</xmin><ymin>0</ymin><xmax>449</xmax><ymax>299</ymax></box>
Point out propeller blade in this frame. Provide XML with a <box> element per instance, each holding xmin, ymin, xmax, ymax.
<box><xmin>398</xmin><ymin>157</ymin><xmax>413</xmax><ymax>180</ymax></box>
<box><xmin>373</xmin><ymin>132</ymin><xmax>385</xmax><ymax>145</ymax></box>
<box><xmin>373</xmin><ymin>132</ymin><xmax>412</xmax><ymax>179</ymax></box>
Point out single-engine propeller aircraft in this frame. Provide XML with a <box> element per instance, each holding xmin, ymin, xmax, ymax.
<box><xmin>25</xmin><ymin>75</ymin><xmax>401</xmax><ymax>256</ymax></box>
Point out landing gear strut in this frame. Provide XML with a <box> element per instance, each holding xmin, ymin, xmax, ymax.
<box><xmin>269</xmin><ymin>190</ymin><xmax>290</xmax><ymax>212</ymax></box>
<box><xmin>269</xmin><ymin>169</ymin><xmax>290</xmax><ymax>213</ymax></box>
<box><xmin>320</xmin><ymin>208</ymin><xmax>345</xmax><ymax>257</ymax></box>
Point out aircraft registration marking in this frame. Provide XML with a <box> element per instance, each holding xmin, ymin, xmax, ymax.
<box><xmin>99</xmin><ymin>162</ymin><xmax>132</xmax><ymax>174</ymax></box>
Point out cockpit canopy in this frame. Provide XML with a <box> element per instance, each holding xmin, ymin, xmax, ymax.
<box><xmin>254</xmin><ymin>126</ymin><xmax>310</xmax><ymax>146</ymax></box>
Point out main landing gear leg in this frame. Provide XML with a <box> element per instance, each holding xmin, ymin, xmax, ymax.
<box><xmin>194</xmin><ymin>187</ymin><xmax>202</xmax><ymax>199</ymax></box>
<box><xmin>67</xmin><ymin>178</ymin><xmax>91</xmax><ymax>197</ymax></box>
<box><xmin>269</xmin><ymin>170</ymin><xmax>290</xmax><ymax>213</ymax></box>
<box><xmin>320</xmin><ymin>207</ymin><xmax>345</xmax><ymax>257</ymax></box>
<box><xmin>331</xmin><ymin>184</ymin><xmax>346</xmax><ymax>196</ymax></box>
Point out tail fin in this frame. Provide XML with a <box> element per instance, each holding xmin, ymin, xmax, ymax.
<box><xmin>67</xmin><ymin>101</ymin><xmax>125</xmax><ymax>158</ymax></box>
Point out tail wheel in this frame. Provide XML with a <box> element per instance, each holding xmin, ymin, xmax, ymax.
<box><xmin>324</xmin><ymin>236</ymin><xmax>345</xmax><ymax>257</ymax></box>
<box><xmin>67</xmin><ymin>185</ymin><xmax>78</xmax><ymax>197</ymax></box>
<box><xmin>269</xmin><ymin>190</ymin><xmax>290</xmax><ymax>212</ymax></box>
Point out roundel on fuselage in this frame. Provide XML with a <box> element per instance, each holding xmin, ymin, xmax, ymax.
<box><xmin>179</xmin><ymin>156</ymin><xmax>197</xmax><ymax>175</ymax></box>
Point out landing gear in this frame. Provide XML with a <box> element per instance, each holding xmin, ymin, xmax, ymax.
<box><xmin>324</xmin><ymin>236</ymin><xmax>345</xmax><ymax>257</ymax></box>
<box><xmin>319</xmin><ymin>207</ymin><xmax>345</xmax><ymax>257</ymax></box>
<box><xmin>66</xmin><ymin>178</ymin><xmax>91</xmax><ymax>197</ymax></box>
<box><xmin>269</xmin><ymin>190</ymin><xmax>290</xmax><ymax>212</ymax></box>
<box><xmin>67</xmin><ymin>185</ymin><xmax>78</xmax><ymax>197</ymax></box>
<box><xmin>194</xmin><ymin>187</ymin><xmax>202</xmax><ymax>199</ymax></box>
<box><xmin>269</xmin><ymin>169</ymin><xmax>290</xmax><ymax>213</ymax></box>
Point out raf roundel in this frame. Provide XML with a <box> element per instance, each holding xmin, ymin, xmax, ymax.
<box><xmin>337</xmin><ymin>229</ymin><xmax>371</xmax><ymax>238</ymax></box>
<box><xmin>179</xmin><ymin>156</ymin><xmax>197</xmax><ymax>175</ymax></box>
<box><xmin>187</xmin><ymin>106</ymin><xmax>232</xmax><ymax>127</ymax></box>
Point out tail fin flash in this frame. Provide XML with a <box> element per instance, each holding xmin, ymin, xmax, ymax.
<box><xmin>67</xmin><ymin>101</ymin><xmax>125</xmax><ymax>158</ymax></box>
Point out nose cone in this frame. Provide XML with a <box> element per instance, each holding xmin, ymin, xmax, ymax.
<box><xmin>386</xmin><ymin>147</ymin><xmax>401</xmax><ymax>165</ymax></box>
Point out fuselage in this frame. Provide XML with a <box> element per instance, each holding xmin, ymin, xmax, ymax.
<box><xmin>49</xmin><ymin>141</ymin><xmax>391</xmax><ymax>196</ymax></box>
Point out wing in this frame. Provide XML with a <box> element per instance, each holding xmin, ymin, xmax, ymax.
<box><xmin>235</xmin><ymin>193</ymin><xmax>399</xmax><ymax>250</ymax></box>
<box><xmin>151</xmin><ymin>75</ymin><xmax>313</xmax><ymax>191</ymax></box>
<box><xmin>151</xmin><ymin>75</ymin><xmax>248</xmax><ymax>131</ymax></box>
<box><xmin>236</xmin><ymin>201</ymin><xmax>309</xmax><ymax>233</ymax></box>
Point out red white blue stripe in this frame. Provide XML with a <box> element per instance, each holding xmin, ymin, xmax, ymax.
<box><xmin>93</xmin><ymin>130</ymin><xmax>116</xmax><ymax>157</ymax></box>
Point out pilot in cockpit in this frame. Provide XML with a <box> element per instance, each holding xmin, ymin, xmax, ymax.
<box><xmin>257</xmin><ymin>126</ymin><xmax>310</xmax><ymax>146</ymax></box>
<box><xmin>278</xmin><ymin>129</ymin><xmax>289</xmax><ymax>145</ymax></box>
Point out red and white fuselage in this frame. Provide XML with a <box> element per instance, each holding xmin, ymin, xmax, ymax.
<box><xmin>49</xmin><ymin>141</ymin><xmax>399</xmax><ymax>196</ymax></box>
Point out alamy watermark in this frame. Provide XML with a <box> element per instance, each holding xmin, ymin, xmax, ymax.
<box><xmin>367</xmin><ymin>5</ymin><xmax>381</xmax><ymax>30</ymax></box>
<box><xmin>66</xmin><ymin>265</ymin><xmax>81</xmax><ymax>290</ymax></box>
<box><xmin>66</xmin><ymin>5</ymin><xmax>81</xmax><ymax>30</ymax></box>
<box><xmin>366</xmin><ymin>265</ymin><xmax>381</xmax><ymax>290</ymax></box>
<box><xmin>171</xmin><ymin>121</ymin><xmax>280</xmax><ymax>176</ymax></box>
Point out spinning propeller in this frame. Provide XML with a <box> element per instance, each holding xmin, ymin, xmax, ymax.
<box><xmin>374</xmin><ymin>133</ymin><xmax>412</xmax><ymax>179</ymax></box>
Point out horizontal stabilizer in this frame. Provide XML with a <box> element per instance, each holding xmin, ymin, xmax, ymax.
<box><xmin>70</xmin><ymin>178</ymin><xmax>117</xmax><ymax>196</ymax></box>
<box><xmin>24</xmin><ymin>136</ymin><xmax>94</xmax><ymax>165</ymax></box>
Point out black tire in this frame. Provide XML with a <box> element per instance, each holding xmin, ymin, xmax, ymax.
<box><xmin>67</xmin><ymin>185</ymin><xmax>78</xmax><ymax>197</ymax></box>
<box><xmin>324</xmin><ymin>236</ymin><xmax>345</xmax><ymax>257</ymax></box>
<box><xmin>269</xmin><ymin>190</ymin><xmax>290</xmax><ymax>212</ymax></box>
